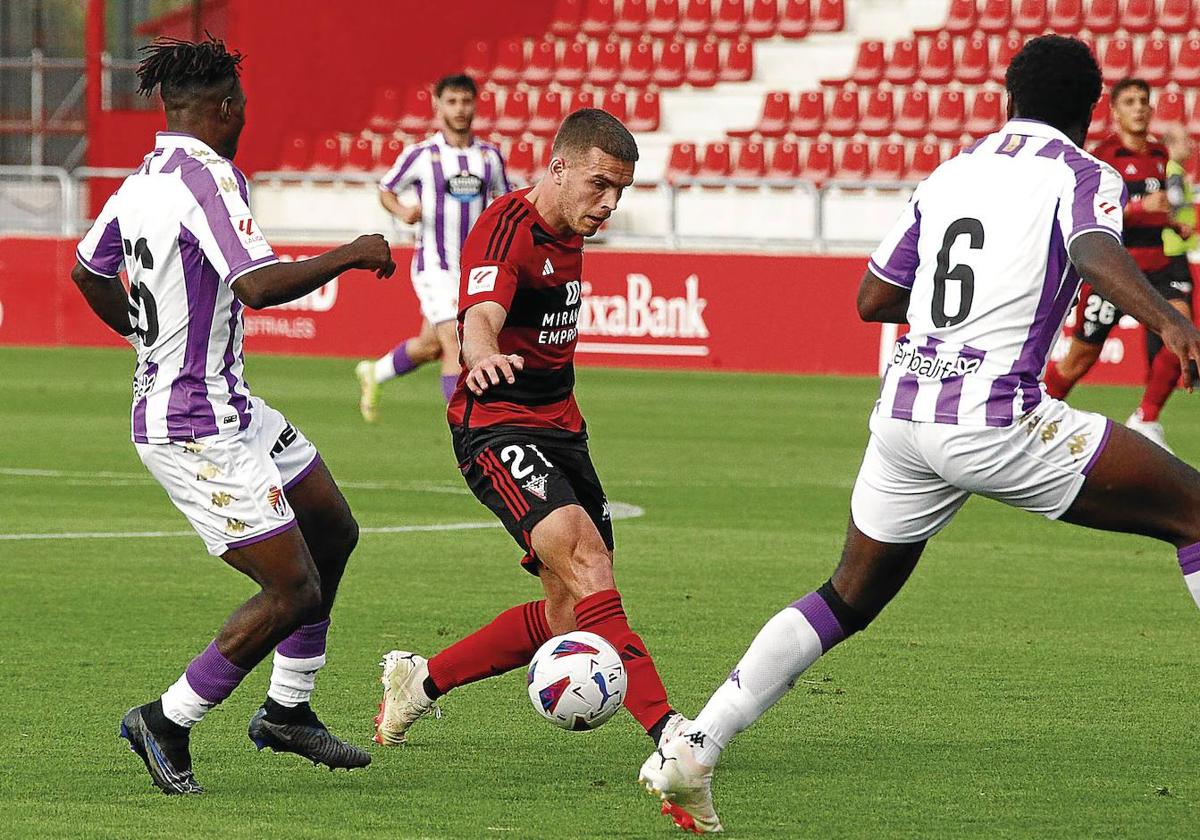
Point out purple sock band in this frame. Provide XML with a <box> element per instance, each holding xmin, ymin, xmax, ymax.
<box><xmin>391</xmin><ymin>343</ymin><xmax>415</xmax><ymax>376</ymax></box>
<box><xmin>184</xmin><ymin>641</ymin><xmax>249</xmax><ymax>705</ymax></box>
<box><xmin>1179</xmin><ymin>542</ymin><xmax>1200</xmax><ymax>576</ymax></box>
<box><xmin>791</xmin><ymin>592</ymin><xmax>847</xmax><ymax>653</ymax></box>
<box><xmin>441</xmin><ymin>374</ymin><xmax>457</xmax><ymax>403</ymax></box>
<box><xmin>277</xmin><ymin>618</ymin><xmax>330</xmax><ymax>660</ymax></box>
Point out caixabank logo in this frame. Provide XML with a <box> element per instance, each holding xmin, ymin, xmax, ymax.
<box><xmin>576</xmin><ymin>273</ymin><xmax>710</xmax><ymax>359</ymax></box>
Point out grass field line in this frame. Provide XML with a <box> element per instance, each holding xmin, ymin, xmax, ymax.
<box><xmin>0</xmin><ymin>466</ymin><xmax>471</xmax><ymax>494</ymax></box>
<box><xmin>0</xmin><ymin>502</ymin><xmax>645</xmax><ymax>542</ymax></box>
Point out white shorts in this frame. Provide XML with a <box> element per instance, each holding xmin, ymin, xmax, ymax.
<box><xmin>850</xmin><ymin>397</ymin><xmax>1112</xmax><ymax>544</ymax></box>
<box><xmin>412</xmin><ymin>266</ymin><xmax>458</xmax><ymax>325</ymax></box>
<box><xmin>136</xmin><ymin>396</ymin><xmax>321</xmax><ymax>556</ymax></box>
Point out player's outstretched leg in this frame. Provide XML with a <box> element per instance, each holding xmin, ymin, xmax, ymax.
<box><xmin>1043</xmin><ymin>338</ymin><xmax>1103</xmax><ymax>400</ymax></box>
<box><xmin>356</xmin><ymin>322</ymin><xmax>442</xmax><ymax>421</ymax></box>
<box><xmin>433</xmin><ymin>319</ymin><xmax>461</xmax><ymax>404</ymax></box>
<box><xmin>640</xmin><ymin>524</ymin><xmax>925</xmax><ymax>834</ymax></box>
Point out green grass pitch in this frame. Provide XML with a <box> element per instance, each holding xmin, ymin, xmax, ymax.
<box><xmin>1</xmin><ymin>346</ymin><xmax>1198</xmax><ymax>838</ymax></box>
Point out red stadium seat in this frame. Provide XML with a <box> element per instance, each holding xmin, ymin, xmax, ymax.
<box><xmin>803</xmin><ymin>141</ymin><xmax>834</xmax><ymax>183</ymax></box>
<box><xmin>591</xmin><ymin>41</ymin><xmax>622</xmax><ymax>86</ymax></box>
<box><xmin>687</xmin><ymin>41</ymin><xmax>720</xmax><ymax>87</ymax></box>
<box><xmin>380</xmin><ymin>137</ymin><xmax>404</xmax><ymax>166</ymax></box>
<box><xmin>462</xmin><ymin>41</ymin><xmax>492</xmax><ymax>82</ymax></box>
<box><xmin>1152</xmin><ymin>91</ymin><xmax>1186</xmax><ymax>137</ymax></box>
<box><xmin>556</xmin><ymin>41</ymin><xmax>588</xmax><ymax>86</ymax></box>
<box><xmin>738</xmin><ymin>91</ymin><xmax>790</xmax><ymax>138</ymax></box>
<box><xmin>1082</xmin><ymin>0</ymin><xmax>1118</xmax><ymax>34</ymax></box>
<box><xmin>978</xmin><ymin>0</ymin><xmax>1012</xmax><ymax>34</ymax></box>
<box><xmin>713</xmin><ymin>0</ymin><xmax>746</xmax><ymax>38</ymax></box>
<box><xmin>957</xmin><ymin>33</ymin><xmax>991</xmax><ymax>84</ymax></box>
<box><xmin>733</xmin><ymin>141</ymin><xmax>766</xmax><ymax>179</ymax></box>
<box><xmin>666</xmin><ymin>142</ymin><xmax>699</xmax><ymax>182</ymax></box>
<box><xmin>779</xmin><ymin>0</ymin><xmax>812</xmax><ymax>38</ymax></box>
<box><xmin>310</xmin><ymin>132</ymin><xmax>341</xmax><ymax>171</ymax></box>
<box><xmin>343</xmin><ymin>136</ymin><xmax>374</xmax><ymax>172</ymax></box>
<box><xmin>966</xmin><ymin>90</ymin><xmax>1004</xmax><ymax>137</ymax></box>
<box><xmin>860</xmin><ymin>89</ymin><xmax>895</xmax><ymax>137</ymax></box>
<box><xmin>721</xmin><ymin>40</ymin><xmax>754</xmax><ymax>82</ymax></box>
<box><xmin>279</xmin><ymin>133</ymin><xmax>311</xmax><ymax>171</ymax></box>
<box><xmin>653</xmin><ymin>41</ymin><xmax>687</xmax><ymax>87</ymax></box>
<box><xmin>614</xmin><ymin>0</ymin><xmax>648</xmax><ymax>37</ymax></box>
<box><xmin>1187</xmin><ymin>93</ymin><xmax>1200</xmax><ymax>137</ymax></box>
<box><xmin>524</xmin><ymin>40</ymin><xmax>556</xmax><ymax>85</ymax></box>
<box><xmin>539</xmin><ymin>140</ymin><xmax>553</xmax><ymax>170</ymax></box>
<box><xmin>580</xmin><ymin>0</ymin><xmax>615</xmax><ymax>37</ymax></box>
<box><xmin>1100</xmin><ymin>38</ymin><xmax>1133</xmax><ymax>86</ymax></box>
<box><xmin>921</xmin><ymin>37</ymin><xmax>955</xmax><ymax>86</ymax></box>
<box><xmin>699</xmin><ymin>141</ymin><xmax>732</xmax><ymax>182</ymax></box>
<box><xmin>627</xmin><ymin>90</ymin><xmax>661</xmax><ymax>132</ymax></box>
<box><xmin>1177</xmin><ymin>38</ymin><xmax>1200</xmax><ymax>87</ymax></box>
<box><xmin>648</xmin><ymin>0</ymin><xmax>681</xmax><ymax>38</ymax></box>
<box><xmin>992</xmin><ymin>35</ymin><xmax>1024</xmax><ymax>83</ymax></box>
<box><xmin>826</xmin><ymin>88</ymin><xmax>859</xmax><ymax>137</ymax></box>
<box><xmin>896</xmin><ymin>89</ymin><xmax>931</xmax><ymax>139</ymax></box>
<box><xmin>1122</xmin><ymin>0</ymin><xmax>1156</xmax><ymax>35</ymax></box>
<box><xmin>849</xmin><ymin>40</ymin><xmax>886</xmax><ymax>86</ymax></box>
<box><xmin>768</xmin><ymin>140</ymin><xmax>801</xmax><ymax>179</ymax></box>
<box><xmin>1161</xmin><ymin>0</ymin><xmax>1195</xmax><ymax>35</ymax></box>
<box><xmin>835</xmin><ymin>141</ymin><xmax>870</xmax><ymax>181</ymax></box>
<box><xmin>1013</xmin><ymin>0</ymin><xmax>1047</xmax><ymax>35</ymax></box>
<box><xmin>1049</xmin><ymin>0</ymin><xmax>1082</xmax><ymax>32</ymax></box>
<box><xmin>873</xmin><ymin>142</ymin><xmax>907</xmax><ymax>183</ymax></box>
<box><xmin>496</xmin><ymin>91</ymin><xmax>530</xmax><ymax>137</ymax></box>
<box><xmin>931</xmin><ymin>90</ymin><xmax>965</xmax><ymax>139</ymax></box>
<box><xmin>529</xmin><ymin>90</ymin><xmax>563</xmax><ymax>137</ymax></box>
<box><xmin>1138</xmin><ymin>39</ymin><xmax>1173</xmax><ymax>88</ymax></box>
<box><xmin>366</xmin><ymin>86</ymin><xmax>402</xmax><ymax>133</ymax></box>
<box><xmin>885</xmin><ymin>39</ymin><xmax>919</xmax><ymax>85</ymax></box>
<box><xmin>601</xmin><ymin>89</ymin><xmax>628</xmax><ymax>122</ymax></box>
<box><xmin>909</xmin><ymin>141</ymin><xmax>942</xmax><ymax>179</ymax></box>
<box><xmin>746</xmin><ymin>0</ymin><xmax>779</xmax><ymax>38</ymax></box>
<box><xmin>812</xmin><ymin>0</ymin><xmax>844</xmax><ymax>32</ymax></box>
<box><xmin>790</xmin><ymin>90</ymin><xmax>823</xmax><ymax>137</ymax></box>
<box><xmin>568</xmin><ymin>89</ymin><xmax>596</xmax><ymax>113</ymax></box>
<box><xmin>619</xmin><ymin>41</ymin><xmax>653</xmax><ymax>87</ymax></box>
<box><xmin>1088</xmin><ymin>94</ymin><xmax>1111</xmax><ymax>140</ymax></box>
<box><xmin>549</xmin><ymin>0</ymin><xmax>583</xmax><ymax>37</ymax></box>
<box><xmin>681</xmin><ymin>0</ymin><xmax>713</xmax><ymax>38</ymax></box>
<box><xmin>473</xmin><ymin>89</ymin><xmax>496</xmax><ymax>134</ymax></box>
<box><xmin>490</xmin><ymin>39</ymin><xmax>525</xmax><ymax>86</ymax></box>
<box><xmin>506</xmin><ymin>140</ymin><xmax>537</xmax><ymax>184</ymax></box>
<box><xmin>943</xmin><ymin>0</ymin><xmax>977</xmax><ymax>34</ymax></box>
<box><xmin>399</xmin><ymin>87</ymin><xmax>433</xmax><ymax>135</ymax></box>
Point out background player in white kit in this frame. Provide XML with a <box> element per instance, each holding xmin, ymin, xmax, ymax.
<box><xmin>356</xmin><ymin>74</ymin><xmax>510</xmax><ymax>419</ymax></box>
<box><xmin>639</xmin><ymin>37</ymin><xmax>1200</xmax><ymax>834</ymax></box>
<box><xmin>70</xmin><ymin>36</ymin><xmax>395</xmax><ymax>794</ymax></box>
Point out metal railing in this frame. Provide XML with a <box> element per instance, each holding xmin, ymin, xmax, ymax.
<box><xmin>0</xmin><ymin>165</ymin><xmax>77</xmax><ymax>236</ymax></box>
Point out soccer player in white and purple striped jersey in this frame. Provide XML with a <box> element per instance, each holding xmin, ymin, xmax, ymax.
<box><xmin>355</xmin><ymin>74</ymin><xmax>510</xmax><ymax>419</ymax></box>
<box><xmin>641</xmin><ymin>37</ymin><xmax>1200</xmax><ymax>834</ymax></box>
<box><xmin>70</xmin><ymin>36</ymin><xmax>394</xmax><ymax>795</ymax></box>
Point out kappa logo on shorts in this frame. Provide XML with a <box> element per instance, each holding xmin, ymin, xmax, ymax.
<box><xmin>523</xmin><ymin>473</ymin><xmax>548</xmax><ymax>501</ymax></box>
<box><xmin>225</xmin><ymin>517</ymin><xmax>248</xmax><ymax>534</ymax></box>
<box><xmin>1067</xmin><ymin>432</ymin><xmax>1090</xmax><ymax>456</ymax></box>
<box><xmin>196</xmin><ymin>463</ymin><xmax>220</xmax><ymax>481</ymax></box>
<box><xmin>267</xmin><ymin>485</ymin><xmax>289</xmax><ymax>517</ymax></box>
<box><xmin>467</xmin><ymin>266</ymin><xmax>499</xmax><ymax>294</ymax></box>
<box><xmin>211</xmin><ymin>491</ymin><xmax>236</xmax><ymax>508</ymax></box>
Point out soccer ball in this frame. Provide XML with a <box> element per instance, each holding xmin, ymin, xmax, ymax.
<box><xmin>527</xmin><ymin>631</ymin><xmax>627</xmax><ymax>731</ymax></box>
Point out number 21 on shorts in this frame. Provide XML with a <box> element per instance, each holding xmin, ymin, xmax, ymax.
<box><xmin>499</xmin><ymin>444</ymin><xmax>553</xmax><ymax>479</ymax></box>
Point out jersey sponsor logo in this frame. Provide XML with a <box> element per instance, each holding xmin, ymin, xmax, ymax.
<box><xmin>132</xmin><ymin>368</ymin><xmax>157</xmax><ymax>401</ymax></box>
<box><xmin>232</xmin><ymin>214</ymin><xmax>265</xmax><ymax>248</ymax></box>
<box><xmin>890</xmin><ymin>342</ymin><xmax>984</xmax><ymax>379</ymax></box>
<box><xmin>467</xmin><ymin>265</ymin><xmax>499</xmax><ymax>294</ymax></box>
<box><xmin>523</xmin><ymin>473</ymin><xmax>548</xmax><ymax>501</ymax></box>
<box><xmin>267</xmin><ymin>485</ymin><xmax>289</xmax><ymax>517</ymax></box>
<box><xmin>447</xmin><ymin>171</ymin><xmax>485</xmax><ymax>201</ymax></box>
<box><xmin>542</xmin><ymin>258</ymin><xmax>554</xmax><ymax>276</ymax></box>
<box><xmin>578</xmin><ymin>274</ymin><xmax>709</xmax><ymax>339</ymax></box>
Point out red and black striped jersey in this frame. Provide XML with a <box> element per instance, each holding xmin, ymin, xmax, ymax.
<box><xmin>1090</xmin><ymin>134</ymin><xmax>1170</xmax><ymax>272</ymax></box>
<box><xmin>448</xmin><ymin>188</ymin><xmax>586</xmax><ymax>434</ymax></box>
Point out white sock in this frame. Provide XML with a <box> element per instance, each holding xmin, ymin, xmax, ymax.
<box><xmin>687</xmin><ymin>599</ymin><xmax>840</xmax><ymax>766</ymax></box>
<box><xmin>267</xmin><ymin>651</ymin><xmax>326</xmax><ymax>707</ymax></box>
<box><xmin>373</xmin><ymin>354</ymin><xmax>396</xmax><ymax>383</ymax></box>
<box><xmin>161</xmin><ymin>674</ymin><xmax>214</xmax><ymax>728</ymax></box>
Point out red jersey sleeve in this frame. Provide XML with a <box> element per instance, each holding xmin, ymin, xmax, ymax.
<box><xmin>458</xmin><ymin>199</ymin><xmax>528</xmax><ymax>315</ymax></box>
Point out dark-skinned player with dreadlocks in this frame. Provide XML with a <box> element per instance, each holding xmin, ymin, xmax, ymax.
<box><xmin>70</xmin><ymin>35</ymin><xmax>395</xmax><ymax>794</ymax></box>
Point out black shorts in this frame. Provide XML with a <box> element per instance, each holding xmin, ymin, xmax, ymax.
<box><xmin>451</xmin><ymin>425</ymin><xmax>614</xmax><ymax>575</ymax></box>
<box><xmin>1073</xmin><ymin>257</ymin><xmax>1194</xmax><ymax>345</ymax></box>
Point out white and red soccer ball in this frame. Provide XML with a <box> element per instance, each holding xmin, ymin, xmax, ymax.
<box><xmin>526</xmin><ymin>631</ymin><xmax>626</xmax><ymax>731</ymax></box>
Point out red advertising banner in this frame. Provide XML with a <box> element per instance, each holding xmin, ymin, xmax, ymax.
<box><xmin>0</xmin><ymin>236</ymin><xmax>1175</xmax><ymax>386</ymax></box>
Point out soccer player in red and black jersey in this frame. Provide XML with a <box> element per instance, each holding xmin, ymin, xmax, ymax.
<box><xmin>1044</xmin><ymin>78</ymin><xmax>1195</xmax><ymax>451</ymax></box>
<box><xmin>374</xmin><ymin>109</ymin><xmax>682</xmax><ymax>749</ymax></box>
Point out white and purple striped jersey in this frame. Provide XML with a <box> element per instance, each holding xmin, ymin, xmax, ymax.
<box><xmin>75</xmin><ymin>131</ymin><xmax>278</xmax><ymax>444</ymax></box>
<box><xmin>869</xmin><ymin>118</ymin><xmax>1127</xmax><ymax>427</ymax></box>
<box><xmin>378</xmin><ymin>131</ymin><xmax>509</xmax><ymax>275</ymax></box>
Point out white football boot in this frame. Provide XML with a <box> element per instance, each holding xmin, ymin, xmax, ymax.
<box><xmin>374</xmin><ymin>651</ymin><xmax>439</xmax><ymax>746</ymax></box>
<box><xmin>1126</xmin><ymin>411</ymin><xmax>1174</xmax><ymax>455</ymax></box>
<box><xmin>639</xmin><ymin>717</ymin><xmax>724</xmax><ymax>834</ymax></box>
<box><xmin>355</xmin><ymin>360</ymin><xmax>379</xmax><ymax>423</ymax></box>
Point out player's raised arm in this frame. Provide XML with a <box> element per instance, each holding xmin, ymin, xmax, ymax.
<box><xmin>460</xmin><ymin>301</ymin><xmax>524</xmax><ymax>395</ymax></box>
<box><xmin>232</xmin><ymin>234</ymin><xmax>395</xmax><ymax>309</ymax></box>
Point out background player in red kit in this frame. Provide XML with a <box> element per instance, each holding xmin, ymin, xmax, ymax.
<box><xmin>1044</xmin><ymin>78</ymin><xmax>1195</xmax><ymax>451</ymax></box>
<box><xmin>374</xmin><ymin>109</ymin><xmax>683</xmax><ymax>749</ymax></box>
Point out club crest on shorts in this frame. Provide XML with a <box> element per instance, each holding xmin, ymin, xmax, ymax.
<box><xmin>267</xmin><ymin>485</ymin><xmax>288</xmax><ymax>517</ymax></box>
<box><xmin>524</xmin><ymin>473</ymin><xmax>548</xmax><ymax>500</ymax></box>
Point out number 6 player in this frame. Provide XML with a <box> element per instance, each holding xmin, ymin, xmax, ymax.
<box><xmin>641</xmin><ymin>36</ymin><xmax>1200</xmax><ymax>833</ymax></box>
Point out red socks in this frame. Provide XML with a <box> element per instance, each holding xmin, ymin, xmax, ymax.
<box><xmin>1043</xmin><ymin>360</ymin><xmax>1073</xmax><ymax>400</ymax></box>
<box><xmin>573</xmin><ymin>589</ymin><xmax>672</xmax><ymax>734</ymax></box>
<box><xmin>427</xmin><ymin>601</ymin><xmax>551</xmax><ymax>693</ymax></box>
<box><xmin>1137</xmin><ymin>347</ymin><xmax>1182</xmax><ymax>423</ymax></box>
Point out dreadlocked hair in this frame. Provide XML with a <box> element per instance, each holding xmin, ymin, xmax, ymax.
<box><xmin>136</xmin><ymin>34</ymin><xmax>243</xmax><ymax>102</ymax></box>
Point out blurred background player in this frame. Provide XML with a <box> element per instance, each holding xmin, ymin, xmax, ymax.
<box><xmin>71</xmin><ymin>36</ymin><xmax>394</xmax><ymax>794</ymax></box>
<box><xmin>355</xmin><ymin>74</ymin><xmax>510</xmax><ymax>421</ymax></box>
<box><xmin>1043</xmin><ymin>79</ymin><xmax>1194</xmax><ymax>451</ymax></box>
<box><xmin>374</xmin><ymin>109</ymin><xmax>682</xmax><ymax>753</ymax></box>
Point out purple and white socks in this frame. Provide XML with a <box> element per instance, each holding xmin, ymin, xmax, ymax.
<box><xmin>685</xmin><ymin>591</ymin><xmax>850</xmax><ymax>767</ymax></box>
<box><xmin>160</xmin><ymin>641</ymin><xmax>249</xmax><ymax>728</ymax></box>
<box><xmin>373</xmin><ymin>342</ymin><xmax>416</xmax><ymax>384</ymax></box>
<box><xmin>1179</xmin><ymin>542</ymin><xmax>1200</xmax><ymax>609</ymax></box>
<box><xmin>268</xmin><ymin>619</ymin><xmax>330</xmax><ymax>707</ymax></box>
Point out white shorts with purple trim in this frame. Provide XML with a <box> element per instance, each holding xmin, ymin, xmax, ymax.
<box><xmin>411</xmin><ymin>267</ymin><xmax>458</xmax><ymax>325</ymax></box>
<box><xmin>851</xmin><ymin>396</ymin><xmax>1111</xmax><ymax>544</ymax></box>
<box><xmin>135</xmin><ymin>395</ymin><xmax>320</xmax><ymax>556</ymax></box>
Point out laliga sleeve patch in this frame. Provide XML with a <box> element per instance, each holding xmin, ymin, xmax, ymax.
<box><xmin>1094</xmin><ymin>195</ymin><xmax>1120</xmax><ymax>221</ymax></box>
<box><xmin>231</xmin><ymin>214</ymin><xmax>266</xmax><ymax>248</ymax></box>
<box><xmin>467</xmin><ymin>265</ymin><xmax>499</xmax><ymax>294</ymax></box>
